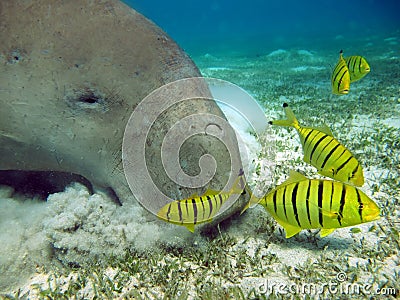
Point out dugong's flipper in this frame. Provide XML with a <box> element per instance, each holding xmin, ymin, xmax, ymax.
<box><xmin>0</xmin><ymin>0</ymin><xmax>247</xmax><ymax>221</ymax></box>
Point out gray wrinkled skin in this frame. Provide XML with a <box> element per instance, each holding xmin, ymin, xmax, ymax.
<box><xmin>0</xmin><ymin>0</ymin><xmax>247</xmax><ymax>226</ymax></box>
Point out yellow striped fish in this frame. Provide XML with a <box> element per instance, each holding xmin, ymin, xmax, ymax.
<box><xmin>157</xmin><ymin>169</ymin><xmax>246</xmax><ymax>232</ymax></box>
<box><xmin>331</xmin><ymin>50</ymin><xmax>350</xmax><ymax>95</ymax></box>
<box><xmin>256</xmin><ymin>170</ymin><xmax>380</xmax><ymax>238</ymax></box>
<box><xmin>270</xmin><ymin>103</ymin><xmax>364</xmax><ymax>186</ymax></box>
<box><xmin>344</xmin><ymin>55</ymin><xmax>370</xmax><ymax>82</ymax></box>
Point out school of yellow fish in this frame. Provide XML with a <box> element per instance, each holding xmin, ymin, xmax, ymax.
<box><xmin>157</xmin><ymin>50</ymin><xmax>380</xmax><ymax>239</ymax></box>
<box><xmin>244</xmin><ymin>104</ymin><xmax>380</xmax><ymax>238</ymax></box>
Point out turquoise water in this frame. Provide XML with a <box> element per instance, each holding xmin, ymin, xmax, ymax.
<box><xmin>125</xmin><ymin>0</ymin><xmax>400</xmax><ymax>56</ymax></box>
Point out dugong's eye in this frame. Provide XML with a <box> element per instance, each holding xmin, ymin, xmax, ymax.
<box><xmin>78</xmin><ymin>91</ymin><xmax>100</xmax><ymax>104</ymax></box>
<box><xmin>64</xmin><ymin>87</ymin><xmax>109</xmax><ymax>113</ymax></box>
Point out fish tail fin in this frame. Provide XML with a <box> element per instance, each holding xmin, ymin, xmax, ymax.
<box><xmin>240</xmin><ymin>202</ymin><xmax>251</xmax><ymax>215</ymax></box>
<box><xmin>229</xmin><ymin>168</ymin><xmax>246</xmax><ymax>195</ymax></box>
<box><xmin>240</xmin><ymin>187</ymin><xmax>262</xmax><ymax>215</ymax></box>
<box><xmin>269</xmin><ymin>103</ymin><xmax>300</xmax><ymax>129</ymax></box>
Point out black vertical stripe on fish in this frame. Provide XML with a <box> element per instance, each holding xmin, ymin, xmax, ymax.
<box><xmin>292</xmin><ymin>182</ymin><xmax>301</xmax><ymax>227</ymax></box>
<box><xmin>166</xmin><ymin>203</ymin><xmax>172</xmax><ymax>222</ymax></box>
<box><xmin>320</xmin><ymin>143</ymin><xmax>340</xmax><ymax>169</ymax></box>
<box><xmin>309</xmin><ymin>134</ymin><xmax>328</xmax><ymax>162</ymax></box>
<box><xmin>192</xmin><ymin>199</ymin><xmax>198</xmax><ymax>224</ymax></box>
<box><xmin>305</xmin><ymin>131</ymin><xmax>321</xmax><ymax>153</ymax></box>
<box><xmin>338</xmin><ymin>184</ymin><xmax>346</xmax><ymax>226</ymax></box>
<box><xmin>352</xmin><ymin>56</ymin><xmax>357</xmax><ymax>72</ymax></box>
<box><xmin>315</xmin><ymin>137</ymin><xmax>334</xmax><ymax>162</ymax></box>
<box><xmin>331</xmin><ymin>147</ymin><xmax>347</xmax><ymax>168</ymax></box>
<box><xmin>333</xmin><ymin>64</ymin><xmax>346</xmax><ymax>83</ymax></box>
<box><xmin>305</xmin><ymin>180</ymin><xmax>312</xmax><ymax>226</ymax></box>
<box><xmin>185</xmin><ymin>199</ymin><xmax>189</xmax><ymax>216</ymax></box>
<box><xmin>330</xmin><ymin>181</ymin><xmax>334</xmax><ymax>210</ymax></box>
<box><xmin>212</xmin><ymin>195</ymin><xmax>219</xmax><ymax>211</ymax></box>
<box><xmin>350</xmin><ymin>163</ymin><xmax>360</xmax><ymax>180</ymax></box>
<box><xmin>207</xmin><ymin>195</ymin><xmax>213</xmax><ymax>219</ymax></box>
<box><xmin>177</xmin><ymin>201</ymin><xmax>183</xmax><ymax>223</ymax></box>
<box><xmin>282</xmin><ymin>186</ymin><xmax>288</xmax><ymax>221</ymax></box>
<box><xmin>218</xmin><ymin>194</ymin><xmax>223</xmax><ymax>206</ymax></box>
<box><xmin>272</xmin><ymin>190</ymin><xmax>278</xmax><ymax>215</ymax></box>
<box><xmin>355</xmin><ymin>188</ymin><xmax>363</xmax><ymax>222</ymax></box>
<box><xmin>335</xmin><ymin>156</ymin><xmax>353</xmax><ymax>175</ymax></box>
<box><xmin>303</xmin><ymin>129</ymin><xmax>315</xmax><ymax>150</ymax></box>
<box><xmin>332</xmin><ymin>64</ymin><xmax>342</xmax><ymax>82</ymax></box>
<box><xmin>200</xmin><ymin>197</ymin><xmax>205</xmax><ymax>220</ymax></box>
<box><xmin>337</xmin><ymin>67</ymin><xmax>349</xmax><ymax>92</ymax></box>
<box><xmin>317</xmin><ymin>181</ymin><xmax>324</xmax><ymax>227</ymax></box>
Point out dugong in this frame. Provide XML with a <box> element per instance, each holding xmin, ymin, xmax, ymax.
<box><xmin>0</xmin><ymin>1</ymin><xmax>247</xmax><ymax>222</ymax></box>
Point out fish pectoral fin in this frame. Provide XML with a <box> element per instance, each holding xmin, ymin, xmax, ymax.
<box><xmin>284</xmin><ymin>170</ymin><xmax>308</xmax><ymax>185</ymax></box>
<box><xmin>320</xmin><ymin>228</ymin><xmax>335</xmax><ymax>237</ymax></box>
<box><xmin>324</xmin><ymin>211</ymin><xmax>339</xmax><ymax>219</ymax></box>
<box><xmin>318</xmin><ymin>167</ymin><xmax>335</xmax><ymax>178</ymax></box>
<box><xmin>305</xmin><ymin>199</ymin><xmax>338</xmax><ymax>220</ymax></box>
<box><xmin>184</xmin><ymin>223</ymin><xmax>196</xmax><ymax>233</ymax></box>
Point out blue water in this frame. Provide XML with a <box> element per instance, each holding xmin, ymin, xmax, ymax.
<box><xmin>124</xmin><ymin>0</ymin><xmax>400</xmax><ymax>56</ymax></box>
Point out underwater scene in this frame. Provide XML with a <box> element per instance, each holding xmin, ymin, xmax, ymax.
<box><xmin>0</xmin><ymin>0</ymin><xmax>399</xmax><ymax>299</ymax></box>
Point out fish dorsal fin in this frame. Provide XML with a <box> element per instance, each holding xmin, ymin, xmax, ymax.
<box><xmin>303</xmin><ymin>124</ymin><xmax>334</xmax><ymax>137</ymax></box>
<box><xmin>202</xmin><ymin>189</ymin><xmax>221</xmax><ymax>196</ymax></box>
<box><xmin>339</xmin><ymin>50</ymin><xmax>345</xmax><ymax>61</ymax></box>
<box><xmin>314</xmin><ymin>124</ymin><xmax>334</xmax><ymax>137</ymax></box>
<box><xmin>188</xmin><ymin>192</ymin><xmax>199</xmax><ymax>198</ymax></box>
<box><xmin>283</xmin><ymin>170</ymin><xmax>308</xmax><ymax>185</ymax></box>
